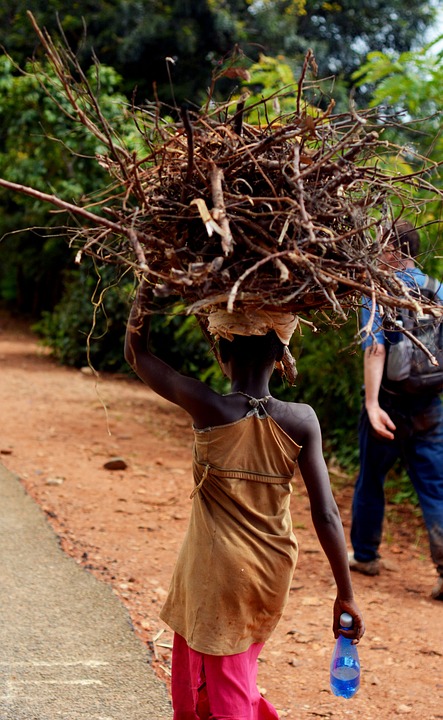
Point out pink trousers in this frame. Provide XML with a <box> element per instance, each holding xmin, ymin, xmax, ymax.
<box><xmin>171</xmin><ymin>633</ymin><xmax>280</xmax><ymax>720</ymax></box>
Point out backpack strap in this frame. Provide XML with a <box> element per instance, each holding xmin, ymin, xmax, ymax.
<box><xmin>422</xmin><ymin>275</ymin><xmax>442</xmax><ymax>301</ymax></box>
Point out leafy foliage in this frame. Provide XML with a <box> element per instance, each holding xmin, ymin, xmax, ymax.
<box><xmin>0</xmin><ymin>56</ymin><xmax>132</xmax><ymax>313</ymax></box>
<box><xmin>290</xmin><ymin>319</ymin><xmax>363</xmax><ymax>468</ymax></box>
<box><xmin>385</xmin><ymin>467</ymin><xmax>419</xmax><ymax>507</ymax></box>
<box><xmin>0</xmin><ymin>3</ymin><xmax>441</xmax><ymax>478</ymax></box>
<box><xmin>33</xmin><ymin>263</ymin><xmax>133</xmax><ymax>371</ymax></box>
<box><xmin>0</xmin><ymin>0</ymin><xmax>437</xmax><ymax>106</ymax></box>
<box><xmin>33</xmin><ymin>264</ymin><xmax>228</xmax><ymax>381</ymax></box>
<box><xmin>295</xmin><ymin>0</ymin><xmax>437</xmax><ymax>98</ymax></box>
<box><xmin>353</xmin><ymin>37</ymin><xmax>443</xmax><ymax>115</ymax></box>
<box><xmin>352</xmin><ymin>37</ymin><xmax>443</xmax><ymax>275</ymax></box>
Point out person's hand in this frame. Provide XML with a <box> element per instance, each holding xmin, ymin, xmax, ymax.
<box><xmin>136</xmin><ymin>276</ymin><xmax>154</xmax><ymax>302</ymax></box>
<box><xmin>129</xmin><ymin>277</ymin><xmax>154</xmax><ymax>320</ymax></box>
<box><xmin>366</xmin><ymin>402</ymin><xmax>396</xmax><ymax>440</ymax></box>
<box><xmin>333</xmin><ymin>598</ymin><xmax>365</xmax><ymax>644</ymax></box>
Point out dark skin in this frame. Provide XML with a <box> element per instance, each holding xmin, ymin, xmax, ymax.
<box><xmin>125</xmin><ymin>280</ymin><xmax>365</xmax><ymax>644</ymax></box>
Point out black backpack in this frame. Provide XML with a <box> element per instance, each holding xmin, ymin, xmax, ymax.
<box><xmin>384</xmin><ymin>275</ymin><xmax>443</xmax><ymax>394</ymax></box>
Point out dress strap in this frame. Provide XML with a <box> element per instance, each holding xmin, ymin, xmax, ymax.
<box><xmin>228</xmin><ymin>391</ymin><xmax>271</xmax><ymax>408</ymax></box>
<box><xmin>226</xmin><ymin>391</ymin><xmax>271</xmax><ymax>418</ymax></box>
<box><xmin>190</xmin><ymin>463</ymin><xmax>210</xmax><ymax>499</ymax></box>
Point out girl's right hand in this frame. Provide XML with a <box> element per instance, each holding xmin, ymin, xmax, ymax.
<box><xmin>333</xmin><ymin>598</ymin><xmax>365</xmax><ymax>644</ymax></box>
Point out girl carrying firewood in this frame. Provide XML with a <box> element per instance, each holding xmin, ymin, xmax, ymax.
<box><xmin>125</xmin><ymin>279</ymin><xmax>364</xmax><ymax>720</ymax></box>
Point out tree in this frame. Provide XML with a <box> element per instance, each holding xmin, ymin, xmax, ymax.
<box><xmin>0</xmin><ymin>55</ymin><xmax>132</xmax><ymax>313</ymax></box>
<box><xmin>293</xmin><ymin>0</ymin><xmax>437</xmax><ymax>91</ymax></box>
<box><xmin>0</xmin><ymin>1</ymin><xmax>250</xmax><ymax>104</ymax></box>
<box><xmin>1</xmin><ymin>8</ymin><xmax>441</xmax><ymax>470</ymax></box>
<box><xmin>1</xmin><ymin>1</ymin><xmax>437</xmax><ymax>106</ymax></box>
<box><xmin>351</xmin><ymin>36</ymin><xmax>443</xmax><ymax>274</ymax></box>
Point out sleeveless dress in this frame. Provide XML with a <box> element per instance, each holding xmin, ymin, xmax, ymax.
<box><xmin>160</xmin><ymin>401</ymin><xmax>302</xmax><ymax>656</ymax></box>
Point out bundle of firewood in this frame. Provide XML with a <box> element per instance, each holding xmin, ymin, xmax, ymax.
<box><xmin>91</xmin><ymin>100</ymin><xmax>437</xmax><ymax>321</ymax></box>
<box><xmin>2</xmin><ymin>15</ymin><xmax>442</xmax><ymax>325</ymax></box>
<box><xmin>118</xmin><ymin>103</ymin><xmax>383</xmax><ymax>317</ymax></box>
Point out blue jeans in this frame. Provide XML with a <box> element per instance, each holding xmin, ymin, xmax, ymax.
<box><xmin>351</xmin><ymin>390</ymin><xmax>443</xmax><ymax>576</ymax></box>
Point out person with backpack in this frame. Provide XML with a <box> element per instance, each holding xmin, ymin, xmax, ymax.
<box><xmin>349</xmin><ymin>220</ymin><xmax>443</xmax><ymax>601</ymax></box>
<box><xmin>125</xmin><ymin>280</ymin><xmax>364</xmax><ymax>719</ymax></box>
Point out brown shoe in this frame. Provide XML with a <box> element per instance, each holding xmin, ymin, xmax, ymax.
<box><xmin>348</xmin><ymin>551</ymin><xmax>380</xmax><ymax>576</ymax></box>
<box><xmin>431</xmin><ymin>576</ymin><xmax>443</xmax><ymax>600</ymax></box>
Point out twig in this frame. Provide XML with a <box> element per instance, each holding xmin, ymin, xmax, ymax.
<box><xmin>210</xmin><ymin>163</ymin><xmax>234</xmax><ymax>256</ymax></box>
<box><xmin>181</xmin><ymin>106</ymin><xmax>195</xmax><ymax>188</ymax></box>
<box><xmin>0</xmin><ymin>178</ymin><xmax>129</xmax><ymax>234</ymax></box>
<box><xmin>2</xmin><ymin>16</ymin><xmax>442</xmax><ymax>329</ymax></box>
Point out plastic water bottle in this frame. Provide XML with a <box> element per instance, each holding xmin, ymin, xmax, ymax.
<box><xmin>330</xmin><ymin>612</ymin><xmax>360</xmax><ymax>699</ymax></box>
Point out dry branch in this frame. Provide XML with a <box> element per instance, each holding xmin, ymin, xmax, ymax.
<box><xmin>3</xmin><ymin>13</ymin><xmax>443</xmax><ymax>338</ymax></box>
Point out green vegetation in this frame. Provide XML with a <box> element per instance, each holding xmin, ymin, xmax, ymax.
<box><xmin>0</xmin><ymin>1</ymin><xmax>442</xmax><ymax>484</ymax></box>
<box><xmin>0</xmin><ymin>56</ymin><xmax>131</xmax><ymax>313</ymax></box>
<box><xmin>32</xmin><ymin>263</ymin><xmax>133</xmax><ymax>371</ymax></box>
<box><xmin>352</xmin><ymin>36</ymin><xmax>443</xmax><ymax>278</ymax></box>
<box><xmin>1</xmin><ymin>1</ymin><xmax>436</xmax><ymax>104</ymax></box>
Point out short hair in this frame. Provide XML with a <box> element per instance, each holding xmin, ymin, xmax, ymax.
<box><xmin>392</xmin><ymin>220</ymin><xmax>420</xmax><ymax>258</ymax></box>
<box><xmin>218</xmin><ymin>330</ymin><xmax>285</xmax><ymax>366</ymax></box>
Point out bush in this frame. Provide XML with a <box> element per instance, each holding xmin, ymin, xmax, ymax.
<box><xmin>32</xmin><ymin>265</ymin><xmax>229</xmax><ymax>383</ymax></box>
<box><xmin>33</xmin><ymin>263</ymin><xmax>133</xmax><ymax>372</ymax></box>
<box><xmin>34</xmin><ymin>265</ymin><xmax>364</xmax><ymax>468</ymax></box>
<box><xmin>289</xmin><ymin>319</ymin><xmax>363</xmax><ymax>469</ymax></box>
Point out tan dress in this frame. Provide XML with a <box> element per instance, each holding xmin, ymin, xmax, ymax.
<box><xmin>160</xmin><ymin>407</ymin><xmax>302</xmax><ymax>656</ymax></box>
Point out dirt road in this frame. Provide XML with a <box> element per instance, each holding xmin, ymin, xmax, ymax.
<box><xmin>0</xmin><ymin>311</ymin><xmax>441</xmax><ymax>719</ymax></box>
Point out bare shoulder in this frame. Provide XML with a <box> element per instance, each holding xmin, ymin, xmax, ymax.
<box><xmin>268</xmin><ymin>399</ymin><xmax>321</xmax><ymax>445</ymax></box>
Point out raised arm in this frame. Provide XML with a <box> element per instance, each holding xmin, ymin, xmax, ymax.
<box><xmin>296</xmin><ymin>406</ymin><xmax>365</xmax><ymax>642</ymax></box>
<box><xmin>124</xmin><ymin>280</ymin><xmax>214</xmax><ymax>419</ymax></box>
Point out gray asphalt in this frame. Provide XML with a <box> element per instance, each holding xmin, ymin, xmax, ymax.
<box><xmin>0</xmin><ymin>463</ymin><xmax>172</xmax><ymax>719</ymax></box>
